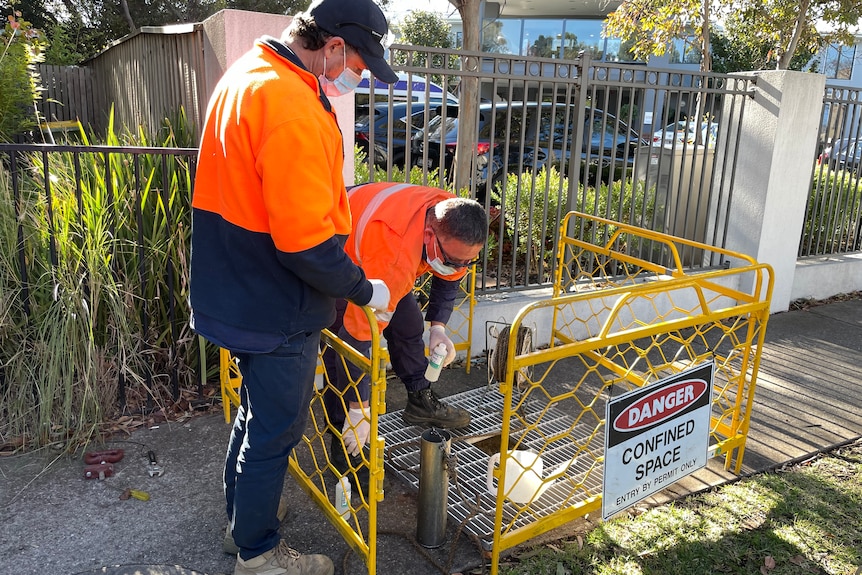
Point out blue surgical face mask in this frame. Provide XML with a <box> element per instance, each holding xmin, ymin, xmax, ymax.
<box><xmin>319</xmin><ymin>45</ymin><xmax>362</xmax><ymax>97</ymax></box>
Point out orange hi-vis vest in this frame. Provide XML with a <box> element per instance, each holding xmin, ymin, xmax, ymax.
<box><xmin>342</xmin><ymin>182</ymin><xmax>466</xmax><ymax>341</ymax></box>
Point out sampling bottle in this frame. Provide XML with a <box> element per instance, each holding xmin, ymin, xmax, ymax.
<box><xmin>424</xmin><ymin>343</ymin><xmax>447</xmax><ymax>382</ymax></box>
<box><xmin>335</xmin><ymin>475</ymin><xmax>351</xmax><ymax>518</ymax></box>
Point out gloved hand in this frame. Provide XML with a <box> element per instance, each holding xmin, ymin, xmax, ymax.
<box><xmin>366</xmin><ymin>279</ymin><xmax>390</xmax><ymax>311</ymax></box>
<box><xmin>428</xmin><ymin>324</ymin><xmax>456</xmax><ymax>367</ymax></box>
<box><xmin>374</xmin><ymin>310</ymin><xmax>394</xmax><ymax>325</ymax></box>
<box><xmin>342</xmin><ymin>406</ymin><xmax>370</xmax><ymax>457</ymax></box>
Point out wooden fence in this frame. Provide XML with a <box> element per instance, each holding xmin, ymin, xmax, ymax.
<box><xmin>36</xmin><ymin>64</ymin><xmax>103</xmax><ymax>129</ymax></box>
<box><xmin>36</xmin><ymin>25</ymin><xmax>206</xmax><ymax>138</ymax></box>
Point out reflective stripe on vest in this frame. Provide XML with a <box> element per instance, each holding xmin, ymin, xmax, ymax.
<box><xmin>349</xmin><ymin>183</ymin><xmax>415</xmax><ymax>264</ymax></box>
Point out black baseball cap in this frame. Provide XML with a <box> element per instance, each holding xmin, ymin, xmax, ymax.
<box><xmin>309</xmin><ymin>0</ymin><xmax>398</xmax><ymax>84</ymax></box>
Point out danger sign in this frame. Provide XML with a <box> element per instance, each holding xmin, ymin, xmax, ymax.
<box><xmin>602</xmin><ymin>362</ymin><xmax>713</xmax><ymax>520</ymax></box>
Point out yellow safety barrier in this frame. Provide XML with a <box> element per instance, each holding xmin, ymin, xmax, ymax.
<box><xmin>477</xmin><ymin>211</ymin><xmax>773</xmax><ymax>574</ymax></box>
<box><xmin>413</xmin><ymin>267</ymin><xmax>477</xmax><ymax>372</ymax></box>
<box><xmin>289</xmin><ymin>306</ymin><xmax>388</xmax><ymax>571</ymax></box>
<box><xmin>219</xmin><ymin>347</ymin><xmax>242</xmax><ymax>424</ymax></box>
<box><xmin>217</xmin><ymin>268</ymin><xmax>477</xmax><ymax>573</ymax></box>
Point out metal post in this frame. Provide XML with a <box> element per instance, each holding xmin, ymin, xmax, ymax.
<box><xmin>416</xmin><ymin>427</ymin><xmax>451</xmax><ymax>548</ymax></box>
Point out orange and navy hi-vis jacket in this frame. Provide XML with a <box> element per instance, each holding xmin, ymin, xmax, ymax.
<box><xmin>341</xmin><ymin>182</ymin><xmax>467</xmax><ymax>342</ymax></box>
<box><xmin>190</xmin><ymin>37</ymin><xmax>372</xmax><ymax>343</ymax></box>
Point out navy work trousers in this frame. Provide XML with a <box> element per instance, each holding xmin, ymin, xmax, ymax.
<box><xmin>323</xmin><ymin>292</ymin><xmax>429</xmax><ymax>426</ymax></box>
<box><xmin>225</xmin><ymin>329</ymin><xmax>320</xmax><ymax>560</ymax></box>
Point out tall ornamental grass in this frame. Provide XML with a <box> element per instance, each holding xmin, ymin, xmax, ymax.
<box><xmin>0</xmin><ymin>110</ymin><xmax>197</xmax><ymax>450</ymax></box>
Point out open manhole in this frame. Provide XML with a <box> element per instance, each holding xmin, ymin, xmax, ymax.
<box><xmin>379</xmin><ymin>386</ymin><xmax>602</xmax><ymax>550</ymax></box>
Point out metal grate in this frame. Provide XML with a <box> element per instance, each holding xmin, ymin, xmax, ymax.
<box><xmin>379</xmin><ymin>386</ymin><xmax>603</xmax><ymax>550</ymax></box>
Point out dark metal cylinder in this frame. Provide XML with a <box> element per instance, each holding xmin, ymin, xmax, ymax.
<box><xmin>416</xmin><ymin>427</ymin><xmax>451</xmax><ymax>548</ymax></box>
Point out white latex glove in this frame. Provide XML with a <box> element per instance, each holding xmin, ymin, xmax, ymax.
<box><xmin>374</xmin><ymin>310</ymin><xmax>394</xmax><ymax>324</ymax></box>
<box><xmin>342</xmin><ymin>407</ymin><xmax>370</xmax><ymax>457</ymax></box>
<box><xmin>366</xmin><ymin>279</ymin><xmax>390</xmax><ymax>311</ymax></box>
<box><xmin>428</xmin><ymin>324</ymin><xmax>456</xmax><ymax>367</ymax></box>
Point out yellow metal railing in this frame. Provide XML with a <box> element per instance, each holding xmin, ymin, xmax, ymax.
<box><xmin>218</xmin><ymin>268</ymin><xmax>477</xmax><ymax>572</ymax></box>
<box><xmin>481</xmin><ymin>211</ymin><xmax>774</xmax><ymax>574</ymax></box>
<box><xmin>218</xmin><ymin>307</ymin><xmax>387</xmax><ymax>571</ymax></box>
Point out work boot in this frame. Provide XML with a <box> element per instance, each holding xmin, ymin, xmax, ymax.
<box><xmin>234</xmin><ymin>539</ymin><xmax>333</xmax><ymax>575</ymax></box>
<box><xmin>223</xmin><ymin>493</ymin><xmax>291</xmax><ymax>555</ymax></box>
<box><xmin>402</xmin><ymin>387</ymin><xmax>471</xmax><ymax>428</ymax></box>
<box><xmin>329</xmin><ymin>432</ymin><xmax>369</xmax><ymax>495</ymax></box>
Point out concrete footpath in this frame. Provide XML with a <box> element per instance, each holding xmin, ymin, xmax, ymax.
<box><xmin>1</xmin><ymin>299</ymin><xmax>860</xmax><ymax>575</ymax></box>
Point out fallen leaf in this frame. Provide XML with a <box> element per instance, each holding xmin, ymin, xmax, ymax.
<box><xmin>577</xmin><ymin>535</ymin><xmax>584</xmax><ymax>550</ymax></box>
<box><xmin>765</xmin><ymin>556</ymin><xmax>776</xmax><ymax>569</ymax></box>
<box><xmin>790</xmin><ymin>555</ymin><xmax>806</xmax><ymax>566</ymax></box>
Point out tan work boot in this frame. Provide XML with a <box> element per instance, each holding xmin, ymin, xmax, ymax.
<box><xmin>234</xmin><ymin>540</ymin><xmax>333</xmax><ymax>575</ymax></box>
<box><xmin>223</xmin><ymin>493</ymin><xmax>290</xmax><ymax>555</ymax></box>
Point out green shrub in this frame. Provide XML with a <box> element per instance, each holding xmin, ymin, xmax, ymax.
<box><xmin>803</xmin><ymin>165</ymin><xmax>862</xmax><ymax>254</ymax></box>
<box><xmin>0</xmin><ymin>10</ymin><xmax>44</xmax><ymax>140</ymax></box>
<box><xmin>0</xmin><ymin>109</ymin><xmax>197</xmax><ymax>449</ymax></box>
<box><xmin>491</xmin><ymin>165</ymin><xmax>654</xmax><ymax>282</ymax></box>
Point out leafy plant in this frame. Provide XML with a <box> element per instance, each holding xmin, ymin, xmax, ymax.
<box><xmin>802</xmin><ymin>165</ymin><xmax>862</xmax><ymax>255</ymax></box>
<box><xmin>0</xmin><ymin>108</ymin><xmax>198</xmax><ymax>450</ymax></box>
<box><xmin>491</xmin><ymin>165</ymin><xmax>654</xmax><ymax>283</ymax></box>
<box><xmin>0</xmin><ymin>8</ymin><xmax>44</xmax><ymax>140</ymax></box>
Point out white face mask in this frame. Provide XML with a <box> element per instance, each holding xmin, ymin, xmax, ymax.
<box><xmin>319</xmin><ymin>44</ymin><xmax>362</xmax><ymax>97</ymax></box>
<box><xmin>427</xmin><ymin>257</ymin><xmax>458</xmax><ymax>276</ymax></box>
<box><xmin>425</xmin><ymin>238</ymin><xmax>459</xmax><ymax>276</ymax></box>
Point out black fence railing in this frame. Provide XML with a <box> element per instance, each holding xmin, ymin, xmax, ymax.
<box><xmin>806</xmin><ymin>86</ymin><xmax>862</xmax><ymax>256</ymax></box>
<box><xmin>0</xmin><ymin>144</ymin><xmax>199</xmax><ymax>434</ymax></box>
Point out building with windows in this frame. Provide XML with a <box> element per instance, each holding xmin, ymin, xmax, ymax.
<box><xmin>438</xmin><ymin>1</ymin><xmax>700</xmax><ymax>70</ymax></box>
<box><xmin>431</xmin><ymin>0</ymin><xmax>861</xmax><ymax>85</ymax></box>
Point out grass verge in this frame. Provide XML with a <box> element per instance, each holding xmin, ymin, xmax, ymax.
<box><xmin>498</xmin><ymin>438</ymin><xmax>862</xmax><ymax>575</ymax></box>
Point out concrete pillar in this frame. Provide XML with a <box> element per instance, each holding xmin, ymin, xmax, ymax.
<box><xmin>722</xmin><ymin>70</ymin><xmax>826</xmax><ymax>313</ymax></box>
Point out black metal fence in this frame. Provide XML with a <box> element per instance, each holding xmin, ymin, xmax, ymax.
<box><xmin>363</xmin><ymin>46</ymin><xmax>755</xmax><ymax>291</ymax></box>
<box><xmin>805</xmin><ymin>86</ymin><xmax>862</xmax><ymax>256</ymax></box>
<box><xmin>0</xmin><ymin>143</ymin><xmax>199</xmax><ymax>423</ymax></box>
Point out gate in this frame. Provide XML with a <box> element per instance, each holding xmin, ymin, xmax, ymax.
<box><xmin>219</xmin><ymin>270</ymin><xmax>478</xmax><ymax>571</ymax></box>
<box><xmin>383</xmin><ymin>211</ymin><xmax>772</xmax><ymax>575</ymax></box>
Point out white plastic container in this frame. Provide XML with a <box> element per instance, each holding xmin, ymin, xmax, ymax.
<box><xmin>335</xmin><ymin>475</ymin><xmax>351</xmax><ymax>518</ymax></box>
<box><xmin>424</xmin><ymin>343</ymin><xmax>447</xmax><ymax>382</ymax></box>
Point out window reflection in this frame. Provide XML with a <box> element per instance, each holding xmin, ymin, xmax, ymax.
<box><xmin>522</xmin><ymin>19</ymin><xmax>564</xmax><ymax>58</ymax></box>
<box><xmin>483</xmin><ymin>19</ymin><xmax>521</xmax><ymax>54</ymax></box>
<box><xmin>823</xmin><ymin>44</ymin><xmax>855</xmax><ymax>80</ymax></box>
<box><xmin>562</xmin><ymin>20</ymin><xmax>604</xmax><ymax>60</ymax></box>
<box><xmin>478</xmin><ymin>16</ymin><xmax>706</xmax><ymax>65</ymax></box>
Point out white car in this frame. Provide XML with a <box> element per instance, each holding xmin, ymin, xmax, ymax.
<box><xmin>652</xmin><ymin>121</ymin><xmax>718</xmax><ymax>147</ymax></box>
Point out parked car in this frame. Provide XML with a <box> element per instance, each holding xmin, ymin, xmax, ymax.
<box><xmin>817</xmin><ymin>138</ymin><xmax>862</xmax><ymax>172</ymax></box>
<box><xmin>651</xmin><ymin>120</ymin><xmax>718</xmax><ymax>147</ymax></box>
<box><xmin>355</xmin><ymin>102</ymin><xmax>435</xmax><ymax>168</ymax></box>
<box><xmin>410</xmin><ymin>101</ymin><xmax>646</xmax><ymax>197</ymax></box>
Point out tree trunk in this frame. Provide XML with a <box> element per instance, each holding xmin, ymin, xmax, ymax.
<box><xmin>778</xmin><ymin>0</ymin><xmax>810</xmax><ymax>70</ymax></box>
<box><xmin>120</xmin><ymin>0</ymin><xmax>136</xmax><ymax>33</ymax></box>
<box><xmin>700</xmin><ymin>0</ymin><xmax>712</xmax><ymax>73</ymax></box>
<box><xmin>452</xmin><ymin>0</ymin><xmax>481</xmax><ymax>197</ymax></box>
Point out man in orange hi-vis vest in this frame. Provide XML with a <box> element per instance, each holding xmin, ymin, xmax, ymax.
<box><xmin>322</xmin><ymin>182</ymin><xmax>488</xmax><ymax>489</ymax></box>
<box><xmin>190</xmin><ymin>1</ymin><xmax>397</xmax><ymax>573</ymax></box>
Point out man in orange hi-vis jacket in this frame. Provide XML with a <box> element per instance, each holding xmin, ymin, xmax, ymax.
<box><xmin>189</xmin><ymin>1</ymin><xmax>397</xmax><ymax>574</ymax></box>
<box><xmin>322</xmin><ymin>182</ymin><xmax>488</xmax><ymax>487</ymax></box>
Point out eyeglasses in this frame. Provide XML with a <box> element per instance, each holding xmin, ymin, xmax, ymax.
<box><xmin>434</xmin><ymin>233</ymin><xmax>480</xmax><ymax>269</ymax></box>
<box><xmin>334</xmin><ymin>21</ymin><xmax>392</xmax><ymax>50</ymax></box>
